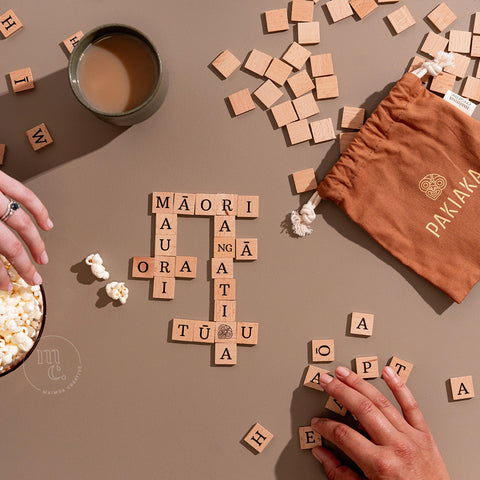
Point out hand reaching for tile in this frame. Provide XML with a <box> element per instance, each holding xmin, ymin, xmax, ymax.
<box><xmin>311</xmin><ymin>366</ymin><xmax>450</xmax><ymax>480</ymax></box>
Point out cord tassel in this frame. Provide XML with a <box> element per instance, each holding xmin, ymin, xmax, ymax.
<box><xmin>291</xmin><ymin>191</ymin><xmax>321</xmax><ymax>237</ymax></box>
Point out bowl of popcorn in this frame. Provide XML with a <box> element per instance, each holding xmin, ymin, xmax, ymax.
<box><xmin>0</xmin><ymin>256</ymin><xmax>45</xmax><ymax>377</ymax></box>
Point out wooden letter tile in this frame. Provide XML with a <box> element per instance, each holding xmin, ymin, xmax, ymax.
<box><xmin>228</xmin><ymin>89</ymin><xmax>255</xmax><ymax>116</ymax></box>
<box><xmin>287</xmin><ymin>70</ymin><xmax>315</xmax><ymax>98</ymax></box>
<box><xmin>315</xmin><ymin>75</ymin><xmax>339</xmax><ymax>99</ymax></box>
<box><xmin>174</xmin><ymin>256</ymin><xmax>197</xmax><ymax>278</ymax></box>
<box><xmin>427</xmin><ymin>3</ymin><xmax>456</xmax><ymax>32</ymax></box>
<box><xmin>341</xmin><ymin>106</ymin><xmax>365</xmax><ymax>130</ymax></box>
<box><xmin>462</xmin><ymin>76</ymin><xmax>480</xmax><ymax>101</ymax></box>
<box><xmin>408</xmin><ymin>55</ymin><xmax>429</xmax><ymax>83</ymax></box>
<box><xmin>152</xmin><ymin>192</ymin><xmax>174</xmax><ymax>213</ymax></box>
<box><xmin>215</xmin><ymin>322</ymin><xmax>237</xmax><ymax>343</ymax></box>
<box><xmin>293</xmin><ymin>92</ymin><xmax>319</xmax><ymax>119</ymax></box>
<box><xmin>471</xmin><ymin>35</ymin><xmax>480</xmax><ymax>58</ymax></box>
<box><xmin>193</xmin><ymin>321</ymin><xmax>215</xmax><ymax>344</ymax></box>
<box><xmin>243</xmin><ymin>423</ymin><xmax>273</xmax><ymax>452</ymax></box>
<box><xmin>155</xmin><ymin>235</ymin><xmax>177</xmax><ymax>256</ymax></box>
<box><xmin>310</xmin><ymin>118</ymin><xmax>336</xmax><ymax>143</ymax></box>
<box><xmin>213</xmin><ymin>237</ymin><xmax>235</xmax><ymax>258</ymax></box>
<box><xmin>237</xmin><ymin>322</ymin><xmax>259</xmax><ymax>345</ymax></box>
<box><xmin>253</xmin><ymin>80</ymin><xmax>284</xmax><ymax>108</ymax></box>
<box><xmin>310</xmin><ymin>53</ymin><xmax>334</xmax><ymax>77</ymax></box>
<box><xmin>350</xmin><ymin>312</ymin><xmax>374</xmax><ymax>336</ymax></box>
<box><xmin>449</xmin><ymin>375</ymin><xmax>475</xmax><ymax>400</ymax></box>
<box><xmin>291</xmin><ymin>1</ymin><xmax>314</xmax><ymax>22</ymax></box>
<box><xmin>339</xmin><ymin>132</ymin><xmax>357</xmax><ymax>153</ymax></box>
<box><xmin>292</xmin><ymin>168</ymin><xmax>317</xmax><ymax>193</ymax></box>
<box><xmin>214</xmin><ymin>278</ymin><xmax>236</xmax><ymax>300</ymax></box>
<box><xmin>212</xmin><ymin>50</ymin><xmax>241</xmax><ymax>78</ymax></box>
<box><xmin>214</xmin><ymin>300</ymin><xmax>236</xmax><ymax>322</ymax></box>
<box><xmin>155</xmin><ymin>213</ymin><xmax>177</xmax><ymax>236</ymax></box>
<box><xmin>312</xmin><ymin>339</ymin><xmax>334</xmax><ymax>362</ymax></box>
<box><xmin>154</xmin><ymin>256</ymin><xmax>176</xmax><ymax>277</ymax></box>
<box><xmin>0</xmin><ymin>9</ymin><xmax>23</xmax><ymax>38</ymax></box>
<box><xmin>211</xmin><ymin>258</ymin><xmax>234</xmax><ymax>279</ymax></box>
<box><xmin>236</xmin><ymin>238</ymin><xmax>258</xmax><ymax>260</ymax></box>
<box><xmin>132</xmin><ymin>256</ymin><xmax>155</xmax><ymax>278</ymax></box>
<box><xmin>387</xmin><ymin>356</ymin><xmax>414</xmax><ymax>383</ymax></box>
<box><xmin>420</xmin><ymin>32</ymin><xmax>449</xmax><ymax>57</ymax></box>
<box><xmin>25</xmin><ymin>123</ymin><xmax>53</xmax><ymax>151</ymax></box>
<box><xmin>326</xmin><ymin>0</ymin><xmax>353</xmax><ymax>23</ymax></box>
<box><xmin>214</xmin><ymin>215</ymin><xmax>235</xmax><ymax>237</ymax></box>
<box><xmin>173</xmin><ymin>193</ymin><xmax>196</xmax><ymax>215</ymax></box>
<box><xmin>325</xmin><ymin>396</ymin><xmax>347</xmax><ymax>416</ymax></box>
<box><xmin>63</xmin><ymin>30</ymin><xmax>84</xmax><ymax>53</ymax></box>
<box><xmin>215</xmin><ymin>342</ymin><xmax>237</xmax><ymax>365</ymax></box>
<box><xmin>297</xmin><ymin>22</ymin><xmax>320</xmax><ymax>45</ymax></box>
<box><xmin>265</xmin><ymin>8</ymin><xmax>289</xmax><ymax>33</ymax></box>
<box><xmin>282</xmin><ymin>42</ymin><xmax>311</xmax><ymax>70</ymax></box>
<box><xmin>429</xmin><ymin>71</ymin><xmax>455</xmax><ymax>95</ymax></box>
<box><xmin>387</xmin><ymin>6</ymin><xmax>416</xmax><ymax>34</ymax></box>
<box><xmin>286</xmin><ymin>119</ymin><xmax>312</xmax><ymax>145</ymax></box>
<box><xmin>444</xmin><ymin>53</ymin><xmax>470</xmax><ymax>78</ymax></box>
<box><xmin>244</xmin><ymin>49</ymin><xmax>272</xmax><ymax>76</ymax></box>
<box><xmin>299</xmin><ymin>426</ymin><xmax>322</xmax><ymax>449</ymax></box>
<box><xmin>355</xmin><ymin>356</ymin><xmax>379</xmax><ymax>379</ymax></box>
<box><xmin>215</xmin><ymin>193</ymin><xmax>238</xmax><ymax>216</ymax></box>
<box><xmin>448</xmin><ymin>30</ymin><xmax>471</xmax><ymax>53</ymax></box>
<box><xmin>9</xmin><ymin>68</ymin><xmax>34</xmax><ymax>93</ymax></box>
<box><xmin>195</xmin><ymin>193</ymin><xmax>218</xmax><ymax>215</ymax></box>
<box><xmin>303</xmin><ymin>365</ymin><xmax>329</xmax><ymax>391</ymax></box>
<box><xmin>153</xmin><ymin>276</ymin><xmax>175</xmax><ymax>299</ymax></box>
<box><xmin>265</xmin><ymin>58</ymin><xmax>293</xmax><ymax>86</ymax></box>
<box><xmin>349</xmin><ymin>0</ymin><xmax>377</xmax><ymax>20</ymax></box>
<box><xmin>237</xmin><ymin>195</ymin><xmax>259</xmax><ymax>217</ymax></box>
<box><xmin>171</xmin><ymin>318</ymin><xmax>195</xmax><ymax>342</ymax></box>
<box><xmin>474</xmin><ymin>12</ymin><xmax>480</xmax><ymax>35</ymax></box>
<box><xmin>0</xmin><ymin>144</ymin><xmax>5</xmax><ymax>166</ymax></box>
<box><xmin>271</xmin><ymin>100</ymin><xmax>298</xmax><ymax>128</ymax></box>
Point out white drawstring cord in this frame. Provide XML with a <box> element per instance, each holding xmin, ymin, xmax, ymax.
<box><xmin>291</xmin><ymin>191</ymin><xmax>321</xmax><ymax>237</ymax></box>
<box><xmin>412</xmin><ymin>51</ymin><xmax>455</xmax><ymax>79</ymax></box>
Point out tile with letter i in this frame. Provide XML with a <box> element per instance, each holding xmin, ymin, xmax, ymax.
<box><xmin>9</xmin><ymin>68</ymin><xmax>34</xmax><ymax>93</ymax></box>
<box><xmin>214</xmin><ymin>342</ymin><xmax>237</xmax><ymax>365</ymax></box>
<box><xmin>350</xmin><ymin>312</ymin><xmax>374</xmax><ymax>336</ymax></box>
<box><xmin>449</xmin><ymin>375</ymin><xmax>475</xmax><ymax>401</ymax></box>
<box><xmin>243</xmin><ymin>422</ymin><xmax>274</xmax><ymax>453</ymax></box>
<box><xmin>214</xmin><ymin>300</ymin><xmax>236</xmax><ymax>322</ymax></box>
<box><xmin>63</xmin><ymin>30</ymin><xmax>84</xmax><ymax>54</ymax></box>
<box><xmin>25</xmin><ymin>123</ymin><xmax>53</xmax><ymax>151</ymax></box>
<box><xmin>153</xmin><ymin>276</ymin><xmax>175</xmax><ymax>299</ymax></box>
<box><xmin>132</xmin><ymin>256</ymin><xmax>155</xmax><ymax>278</ymax></box>
<box><xmin>237</xmin><ymin>195</ymin><xmax>259</xmax><ymax>218</ymax></box>
<box><xmin>303</xmin><ymin>365</ymin><xmax>330</xmax><ymax>391</ymax></box>
<box><xmin>0</xmin><ymin>9</ymin><xmax>23</xmax><ymax>38</ymax></box>
<box><xmin>299</xmin><ymin>426</ymin><xmax>322</xmax><ymax>449</ymax></box>
<box><xmin>155</xmin><ymin>213</ymin><xmax>177</xmax><ymax>236</ymax></box>
<box><xmin>214</xmin><ymin>216</ymin><xmax>235</xmax><ymax>237</ymax></box>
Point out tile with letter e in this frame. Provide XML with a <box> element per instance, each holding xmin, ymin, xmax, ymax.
<box><xmin>310</xmin><ymin>118</ymin><xmax>335</xmax><ymax>143</ymax></box>
<box><xmin>420</xmin><ymin>32</ymin><xmax>449</xmax><ymax>58</ymax></box>
<box><xmin>387</xmin><ymin>5</ymin><xmax>416</xmax><ymax>34</ymax></box>
<box><xmin>355</xmin><ymin>356</ymin><xmax>379</xmax><ymax>379</ymax></box>
<box><xmin>312</xmin><ymin>339</ymin><xmax>334</xmax><ymax>362</ymax></box>
<box><xmin>297</xmin><ymin>22</ymin><xmax>320</xmax><ymax>45</ymax></box>
<box><xmin>315</xmin><ymin>76</ymin><xmax>339</xmax><ymax>99</ymax></box>
<box><xmin>171</xmin><ymin>318</ymin><xmax>195</xmax><ymax>342</ymax></box>
<box><xmin>271</xmin><ymin>100</ymin><xmax>298</xmax><ymax>128</ymax></box>
<box><xmin>153</xmin><ymin>276</ymin><xmax>175</xmax><ymax>299</ymax></box>
<box><xmin>174</xmin><ymin>256</ymin><xmax>197</xmax><ymax>278</ymax></box>
<box><xmin>303</xmin><ymin>365</ymin><xmax>329</xmax><ymax>391</ymax></box>
<box><xmin>237</xmin><ymin>322</ymin><xmax>258</xmax><ymax>345</ymax></box>
<box><xmin>387</xmin><ymin>356</ymin><xmax>413</xmax><ymax>383</ymax></box>
<box><xmin>429</xmin><ymin>71</ymin><xmax>455</xmax><ymax>95</ymax></box>
<box><xmin>253</xmin><ymin>80</ymin><xmax>284</xmax><ymax>108</ymax></box>
<box><xmin>228</xmin><ymin>89</ymin><xmax>255</xmax><ymax>116</ymax></box>
<box><xmin>216</xmin><ymin>193</ymin><xmax>238</xmax><ymax>216</ymax></box>
<box><xmin>211</xmin><ymin>49</ymin><xmax>241</xmax><ymax>78</ymax></box>
<box><xmin>291</xmin><ymin>1</ymin><xmax>314</xmax><ymax>22</ymax></box>
<box><xmin>325</xmin><ymin>0</ymin><xmax>353</xmax><ymax>23</ymax></box>
<box><xmin>265</xmin><ymin>58</ymin><xmax>293</xmax><ymax>86</ymax></box>
<box><xmin>63</xmin><ymin>30</ymin><xmax>84</xmax><ymax>54</ymax></box>
<box><xmin>243</xmin><ymin>423</ymin><xmax>274</xmax><ymax>453</ymax></box>
<box><xmin>154</xmin><ymin>256</ymin><xmax>176</xmax><ymax>277</ymax></box>
<box><xmin>449</xmin><ymin>375</ymin><xmax>475</xmax><ymax>400</ymax></box>
<box><xmin>427</xmin><ymin>3</ymin><xmax>456</xmax><ymax>32</ymax></box>
<box><xmin>132</xmin><ymin>256</ymin><xmax>155</xmax><ymax>278</ymax></box>
<box><xmin>0</xmin><ymin>144</ymin><xmax>5</xmax><ymax>165</ymax></box>
<box><xmin>215</xmin><ymin>322</ymin><xmax>237</xmax><ymax>343</ymax></box>
<box><xmin>462</xmin><ymin>76</ymin><xmax>480</xmax><ymax>102</ymax></box>
<box><xmin>292</xmin><ymin>168</ymin><xmax>317</xmax><ymax>193</ymax></box>
<box><xmin>214</xmin><ymin>300</ymin><xmax>236</xmax><ymax>322</ymax></box>
<box><xmin>214</xmin><ymin>215</ymin><xmax>235</xmax><ymax>237</ymax></box>
<box><xmin>155</xmin><ymin>213</ymin><xmax>177</xmax><ymax>236</ymax></box>
<box><xmin>214</xmin><ymin>278</ymin><xmax>236</xmax><ymax>300</ymax></box>
<box><xmin>293</xmin><ymin>92</ymin><xmax>319</xmax><ymax>119</ymax></box>
<box><xmin>325</xmin><ymin>396</ymin><xmax>347</xmax><ymax>416</ymax></box>
<box><xmin>299</xmin><ymin>426</ymin><xmax>322</xmax><ymax>449</ymax></box>
<box><xmin>265</xmin><ymin>8</ymin><xmax>289</xmax><ymax>33</ymax></box>
<box><xmin>244</xmin><ymin>49</ymin><xmax>272</xmax><ymax>77</ymax></box>
<box><xmin>26</xmin><ymin>123</ymin><xmax>53</xmax><ymax>151</ymax></box>
<box><xmin>173</xmin><ymin>193</ymin><xmax>196</xmax><ymax>215</ymax></box>
<box><xmin>350</xmin><ymin>312</ymin><xmax>374</xmax><ymax>336</ymax></box>
<box><xmin>237</xmin><ymin>195</ymin><xmax>259</xmax><ymax>218</ymax></box>
<box><xmin>310</xmin><ymin>54</ymin><xmax>334</xmax><ymax>78</ymax></box>
<box><xmin>152</xmin><ymin>192</ymin><xmax>174</xmax><ymax>213</ymax></box>
<box><xmin>282</xmin><ymin>42</ymin><xmax>311</xmax><ymax>70</ymax></box>
<box><xmin>155</xmin><ymin>235</ymin><xmax>176</xmax><ymax>256</ymax></box>
<box><xmin>195</xmin><ymin>193</ymin><xmax>218</xmax><ymax>215</ymax></box>
<box><xmin>341</xmin><ymin>106</ymin><xmax>365</xmax><ymax>130</ymax></box>
<box><xmin>349</xmin><ymin>0</ymin><xmax>377</xmax><ymax>19</ymax></box>
<box><xmin>236</xmin><ymin>238</ymin><xmax>258</xmax><ymax>261</ymax></box>
<box><xmin>448</xmin><ymin>30</ymin><xmax>471</xmax><ymax>53</ymax></box>
<box><xmin>215</xmin><ymin>342</ymin><xmax>237</xmax><ymax>365</ymax></box>
<box><xmin>193</xmin><ymin>321</ymin><xmax>215</xmax><ymax>344</ymax></box>
<box><xmin>213</xmin><ymin>237</ymin><xmax>235</xmax><ymax>258</ymax></box>
<box><xmin>211</xmin><ymin>258</ymin><xmax>234</xmax><ymax>279</ymax></box>
<box><xmin>286</xmin><ymin>119</ymin><xmax>312</xmax><ymax>145</ymax></box>
<box><xmin>0</xmin><ymin>9</ymin><xmax>23</xmax><ymax>38</ymax></box>
<box><xmin>9</xmin><ymin>68</ymin><xmax>34</xmax><ymax>93</ymax></box>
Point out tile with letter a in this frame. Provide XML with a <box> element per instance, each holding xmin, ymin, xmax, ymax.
<box><xmin>387</xmin><ymin>356</ymin><xmax>413</xmax><ymax>383</ymax></box>
<box><xmin>350</xmin><ymin>312</ymin><xmax>374</xmax><ymax>336</ymax></box>
<box><xmin>235</xmin><ymin>238</ymin><xmax>258</xmax><ymax>261</ymax></box>
<box><xmin>132</xmin><ymin>256</ymin><xmax>155</xmax><ymax>278</ymax></box>
<box><xmin>449</xmin><ymin>375</ymin><xmax>475</xmax><ymax>400</ymax></box>
<box><xmin>299</xmin><ymin>426</ymin><xmax>322</xmax><ymax>449</ymax></box>
<box><xmin>211</xmin><ymin>258</ymin><xmax>234</xmax><ymax>279</ymax></box>
<box><xmin>237</xmin><ymin>195</ymin><xmax>259</xmax><ymax>218</ymax></box>
<box><xmin>25</xmin><ymin>123</ymin><xmax>53</xmax><ymax>151</ymax></box>
<box><xmin>153</xmin><ymin>276</ymin><xmax>175</xmax><ymax>299</ymax></box>
<box><xmin>63</xmin><ymin>30</ymin><xmax>84</xmax><ymax>54</ymax></box>
<box><xmin>174</xmin><ymin>256</ymin><xmax>197</xmax><ymax>278</ymax></box>
<box><xmin>211</xmin><ymin>49</ymin><xmax>241</xmax><ymax>78</ymax></box>
<box><xmin>0</xmin><ymin>9</ymin><xmax>23</xmax><ymax>38</ymax></box>
<box><xmin>9</xmin><ymin>68</ymin><xmax>34</xmax><ymax>93</ymax></box>
<box><xmin>214</xmin><ymin>300</ymin><xmax>236</xmax><ymax>322</ymax></box>
<box><xmin>195</xmin><ymin>193</ymin><xmax>217</xmax><ymax>216</ymax></box>
<box><xmin>173</xmin><ymin>193</ymin><xmax>196</xmax><ymax>215</ymax></box>
<box><xmin>171</xmin><ymin>318</ymin><xmax>195</xmax><ymax>342</ymax></box>
<box><xmin>236</xmin><ymin>322</ymin><xmax>258</xmax><ymax>345</ymax></box>
<box><xmin>243</xmin><ymin>422</ymin><xmax>274</xmax><ymax>453</ymax></box>
<box><xmin>303</xmin><ymin>365</ymin><xmax>329</xmax><ymax>391</ymax></box>
<box><xmin>215</xmin><ymin>342</ymin><xmax>237</xmax><ymax>365</ymax></box>
<box><xmin>152</xmin><ymin>192</ymin><xmax>174</xmax><ymax>213</ymax></box>
<box><xmin>155</xmin><ymin>213</ymin><xmax>177</xmax><ymax>236</ymax></box>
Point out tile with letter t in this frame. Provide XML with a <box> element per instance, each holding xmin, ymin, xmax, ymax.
<box><xmin>214</xmin><ymin>300</ymin><xmax>236</xmax><ymax>322</ymax></box>
<box><xmin>211</xmin><ymin>258</ymin><xmax>234</xmax><ymax>279</ymax></box>
<box><xmin>9</xmin><ymin>68</ymin><xmax>34</xmax><ymax>93</ymax></box>
<box><xmin>303</xmin><ymin>365</ymin><xmax>330</xmax><ymax>391</ymax></box>
<box><xmin>214</xmin><ymin>342</ymin><xmax>237</xmax><ymax>365</ymax></box>
<box><xmin>449</xmin><ymin>375</ymin><xmax>475</xmax><ymax>400</ymax></box>
<box><xmin>214</xmin><ymin>216</ymin><xmax>235</xmax><ymax>237</ymax></box>
<box><xmin>195</xmin><ymin>193</ymin><xmax>218</xmax><ymax>215</ymax></box>
<box><xmin>153</xmin><ymin>276</ymin><xmax>175</xmax><ymax>299</ymax></box>
<box><xmin>171</xmin><ymin>318</ymin><xmax>195</xmax><ymax>342</ymax></box>
<box><xmin>387</xmin><ymin>356</ymin><xmax>413</xmax><ymax>383</ymax></box>
<box><xmin>193</xmin><ymin>321</ymin><xmax>215</xmax><ymax>344</ymax></box>
<box><xmin>237</xmin><ymin>195</ymin><xmax>259</xmax><ymax>218</ymax></box>
<box><xmin>236</xmin><ymin>238</ymin><xmax>258</xmax><ymax>261</ymax></box>
<box><xmin>155</xmin><ymin>235</ymin><xmax>177</xmax><ymax>256</ymax></box>
<box><xmin>237</xmin><ymin>322</ymin><xmax>258</xmax><ymax>345</ymax></box>
<box><xmin>213</xmin><ymin>237</ymin><xmax>235</xmax><ymax>258</ymax></box>
<box><xmin>25</xmin><ymin>123</ymin><xmax>53</xmax><ymax>151</ymax></box>
<box><xmin>155</xmin><ymin>213</ymin><xmax>177</xmax><ymax>236</ymax></box>
<box><xmin>355</xmin><ymin>356</ymin><xmax>379</xmax><ymax>379</ymax></box>
<box><xmin>173</xmin><ymin>193</ymin><xmax>196</xmax><ymax>215</ymax></box>
<box><xmin>312</xmin><ymin>339</ymin><xmax>334</xmax><ymax>362</ymax></box>
<box><xmin>132</xmin><ymin>256</ymin><xmax>155</xmax><ymax>278</ymax></box>
<box><xmin>63</xmin><ymin>30</ymin><xmax>84</xmax><ymax>54</ymax></box>
<box><xmin>0</xmin><ymin>9</ymin><xmax>23</xmax><ymax>38</ymax></box>
<box><xmin>243</xmin><ymin>422</ymin><xmax>274</xmax><ymax>453</ymax></box>
<box><xmin>213</xmin><ymin>278</ymin><xmax>236</xmax><ymax>300</ymax></box>
<box><xmin>299</xmin><ymin>426</ymin><xmax>322</xmax><ymax>449</ymax></box>
<box><xmin>152</xmin><ymin>192</ymin><xmax>174</xmax><ymax>213</ymax></box>
<box><xmin>325</xmin><ymin>395</ymin><xmax>347</xmax><ymax>416</ymax></box>
<box><xmin>174</xmin><ymin>256</ymin><xmax>197</xmax><ymax>278</ymax></box>
<box><xmin>350</xmin><ymin>312</ymin><xmax>374</xmax><ymax>337</ymax></box>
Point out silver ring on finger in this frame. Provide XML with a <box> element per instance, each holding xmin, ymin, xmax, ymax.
<box><xmin>0</xmin><ymin>199</ymin><xmax>20</xmax><ymax>222</ymax></box>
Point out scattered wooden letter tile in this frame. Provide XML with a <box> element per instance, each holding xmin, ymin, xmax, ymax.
<box><xmin>171</xmin><ymin>318</ymin><xmax>195</xmax><ymax>342</ymax></box>
<box><xmin>25</xmin><ymin>123</ymin><xmax>53</xmax><ymax>151</ymax></box>
<box><xmin>214</xmin><ymin>278</ymin><xmax>236</xmax><ymax>300</ymax></box>
<box><xmin>287</xmin><ymin>70</ymin><xmax>315</xmax><ymax>98</ymax></box>
<box><xmin>310</xmin><ymin>118</ymin><xmax>336</xmax><ymax>143</ymax></box>
<box><xmin>291</xmin><ymin>1</ymin><xmax>314</xmax><ymax>22</ymax></box>
<box><xmin>173</xmin><ymin>193</ymin><xmax>196</xmax><ymax>215</ymax></box>
<box><xmin>214</xmin><ymin>300</ymin><xmax>236</xmax><ymax>322</ymax></box>
<box><xmin>155</xmin><ymin>213</ymin><xmax>177</xmax><ymax>236</ymax></box>
<box><xmin>215</xmin><ymin>342</ymin><xmax>237</xmax><ymax>365</ymax></box>
<box><xmin>265</xmin><ymin>58</ymin><xmax>293</xmax><ymax>86</ymax></box>
<box><xmin>192</xmin><ymin>321</ymin><xmax>215</xmax><ymax>343</ymax></box>
<box><xmin>420</xmin><ymin>32</ymin><xmax>449</xmax><ymax>57</ymax></box>
<box><xmin>476</xmin><ymin>62</ymin><xmax>480</xmax><ymax>79</ymax></box>
<box><xmin>461</xmin><ymin>76</ymin><xmax>480</xmax><ymax>101</ymax></box>
<box><xmin>312</xmin><ymin>339</ymin><xmax>334</xmax><ymax>362</ymax></box>
<box><xmin>387</xmin><ymin>5</ymin><xmax>416</xmax><ymax>34</ymax></box>
<box><xmin>243</xmin><ymin>423</ymin><xmax>273</xmax><ymax>453</ymax></box>
<box><xmin>408</xmin><ymin>55</ymin><xmax>429</xmax><ymax>83</ymax></box>
<box><xmin>228</xmin><ymin>88</ymin><xmax>255</xmax><ymax>116</ymax></box>
<box><xmin>292</xmin><ymin>168</ymin><xmax>317</xmax><ymax>193</ymax></box>
<box><xmin>237</xmin><ymin>322</ymin><xmax>259</xmax><ymax>345</ymax></box>
<box><xmin>444</xmin><ymin>53</ymin><xmax>470</xmax><ymax>78</ymax></box>
<box><xmin>63</xmin><ymin>30</ymin><xmax>84</xmax><ymax>54</ymax></box>
<box><xmin>474</xmin><ymin>12</ymin><xmax>480</xmax><ymax>35</ymax></box>
<box><xmin>286</xmin><ymin>119</ymin><xmax>313</xmax><ymax>145</ymax></box>
<box><xmin>9</xmin><ymin>68</ymin><xmax>34</xmax><ymax>93</ymax></box>
<box><xmin>155</xmin><ymin>235</ymin><xmax>177</xmax><ymax>256</ymax></box>
<box><xmin>265</xmin><ymin>8</ymin><xmax>289</xmax><ymax>33</ymax></box>
<box><xmin>293</xmin><ymin>92</ymin><xmax>319</xmax><ymax>119</ymax></box>
<box><xmin>153</xmin><ymin>276</ymin><xmax>175</xmax><ymax>299</ymax></box>
<box><xmin>215</xmin><ymin>322</ymin><xmax>237</xmax><ymax>343</ymax></box>
<box><xmin>211</xmin><ymin>258</ymin><xmax>234</xmax><ymax>279</ymax></box>
<box><xmin>174</xmin><ymin>256</ymin><xmax>197</xmax><ymax>278</ymax></box>
<box><xmin>214</xmin><ymin>215</ymin><xmax>235</xmax><ymax>237</ymax></box>
<box><xmin>253</xmin><ymin>80</ymin><xmax>284</xmax><ymax>108</ymax></box>
<box><xmin>0</xmin><ymin>9</ymin><xmax>23</xmax><ymax>38</ymax></box>
<box><xmin>377</xmin><ymin>0</ymin><xmax>399</xmax><ymax>3</ymax></box>
<box><xmin>315</xmin><ymin>75</ymin><xmax>339</xmax><ymax>99</ymax></box>
<box><xmin>236</xmin><ymin>238</ymin><xmax>258</xmax><ymax>260</ymax></box>
<box><xmin>195</xmin><ymin>193</ymin><xmax>217</xmax><ymax>215</ymax></box>
<box><xmin>350</xmin><ymin>312</ymin><xmax>374</xmax><ymax>336</ymax></box>
<box><xmin>303</xmin><ymin>365</ymin><xmax>329</xmax><ymax>391</ymax></box>
<box><xmin>132</xmin><ymin>256</ymin><xmax>155</xmax><ymax>278</ymax></box>
<box><xmin>0</xmin><ymin>144</ymin><xmax>5</xmax><ymax>166</ymax></box>
<box><xmin>325</xmin><ymin>0</ymin><xmax>353</xmax><ymax>23</ymax></box>
<box><xmin>471</xmin><ymin>35</ymin><xmax>480</xmax><ymax>57</ymax></box>
<box><xmin>282</xmin><ymin>42</ymin><xmax>311</xmax><ymax>70</ymax></box>
<box><xmin>429</xmin><ymin>71</ymin><xmax>456</xmax><ymax>95</ymax></box>
<box><xmin>325</xmin><ymin>396</ymin><xmax>347</xmax><ymax>416</ymax></box>
<box><xmin>271</xmin><ymin>100</ymin><xmax>298</xmax><ymax>128</ymax></box>
<box><xmin>341</xmin><ymin>106</ymin><xmax>365</xmax><ymax>130</ymax></box>
<box><xmin>427</xmin><ymin>3</ymin><xmax>456</xmax><ymax>32</ymax></box>
<box><xmin>152</xmin><ymin>192</ymin><xmax>174</xmax><ymax>213</ymax></box>
<box><xmin>154</xmin><ymin>256</ymin><xmax>176</xmax><ymax>277</ymax></box>
<box><xmin>212</xmin><ymin>50</ymin><xmax>241</xmax><ymax>78</ymax></box>
<box><xmin>387</xmin><ymin>356</ymin><xmax>414</xmax><ymax>383</ymax></box>
<box><xmin>213</xmin><ymin>237</ymin><xmax>235</xmax><ymax>258</ymax></box>
<box><xmin>349</xmin><ymin>0</ymin><xmax>377</xmax><ymax>20</ymax></box>
<box><xmin>297</xmin><ymin>21</ymin><xmax>320</xmax><ymax>45</ymax></box>
<box><xmin>355</xmin><ymin>356</ymin><xmax>379</xmax><ymax>379</ymax></box>
<box><xmin>449</xmin><ymin>375</ymin><xmax>475</xmax><ymax>400</ymax></box>
<box><xmin>299</xmin><ymin>426</ymin><xmax>322</xmax><ymax>449</ymax></box>
<box><xmin>237</xmin><ymin>195</ymin><xmax>259</xmax><ymax>217</ymax></box>
<box><xmin>448</xmin><ymin>30</ymin><xmax>471</xmax><ymax>53</ymax></box>
<box><xmin>310</xmin><ymin>53</ymin><xmax>334</xmax><ymax>77</ymax></box>
<box><xmin>339</xmin><ymin>132</ymin><xmax>357</xmax><ymax>153</ymax></box>
<box><xmin>216</xmin><ymin>193</ymin><xmax>238</xmax><ymax>215</ymax></box>
<box><xmin>244</xmin><ymin>49</ymin><xmax>273</xmax><ymax>76</ymax></box>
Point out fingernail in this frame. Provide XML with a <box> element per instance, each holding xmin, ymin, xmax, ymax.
<box><xmin>46</xmin><ymin>218</ymin><xmax>54</xmax><ymax>229</ymax></box>
<box><xmin>311</xmin><ymin>417</ymin><xmax>321</xmax><ymax>427</ymax></box>
<box><xmin>336</xmin><ymin>366</ymin><xmax>350</xmax><ymax>378</ymax></box>
<box><xmin>33</xmin><ymin>272</ymin><xmax>42</xmax><ymax>285</ymax></box>
<box><xmin>40</xmin><ymin>251</ymin><xmax>49</xmax><ymax>265</ymax></box>
<box><xmin>383</xmin><ymin>366</ymin><xmax>395</xmax><ymax>379</ymax></box>
<box><xmin>312</xmin><ymin>447</ymin><xmax>324</xmax><ymax>464</ymax></box>
<box><xmin>320</xmin><ymin>373</ymin><xmax>333</xmax><ymax>385</ymax></box>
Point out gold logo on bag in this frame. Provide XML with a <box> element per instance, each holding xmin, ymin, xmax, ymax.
<box><xmin>419</xmin><ymin>174</ymin><xmax>447</xmax><ymax>200</ymax></box>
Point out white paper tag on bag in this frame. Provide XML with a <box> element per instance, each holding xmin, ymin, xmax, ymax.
<box><xmin>443</xmin><ymin>90</ymin><xmax>476</xmax><ymax>116</ymax></box>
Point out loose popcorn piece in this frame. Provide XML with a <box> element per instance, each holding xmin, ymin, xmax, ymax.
<box><xmin>85</xmin><ymin>253</ymin><xmax>110</xmax><ymax>280</ymax></box>
<box><xmin>105</xmin><ymin>282</ymin><xmax>129</xmax><ymax>305</ymax></box>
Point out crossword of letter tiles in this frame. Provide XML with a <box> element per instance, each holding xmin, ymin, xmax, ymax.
<box><xmin>253</xmin><ymin>80</ymin><xmax>283</xmax><ymax>108</ymax></box>
<box><xmin>212</xmin><ymin>50</ymin><xmax>241</xmax><ymax>78</ymax></box>
<box><xmin>63</xmin><ymin>30</ymin><xmax>84</xmax><ymax>53</ymax></box>
<box><xmin>9</xmin><ymin>68</ymin><xmax>34</xmax><ymax>93</ymax></box>
<box><xmin>244</xmin><ymin>49</ymin><xmax>272</xmax><ymax>76</ymax></box>
<box><xmin>387</xmin><ymin>6</ymin><xmax>416</xmax><ymax>34</ymax></box>
<box><xmin>282</xmin><ymin>42</ymin><xmax>311</xmax><ymax>70</ymax></box>
<box><xmin>449</xmin><ymin>375</ymin><xmax>475</xmax><ymax>400</ymax></box>
<box><xmin>299</xmin><ymin>426</ymin><xmax>322</xmax><ymax>449</ymax></box>
<box><xmin>0</xmin><ymin>9</ymin><xmax>23</xmax><ymax>38</ymax></box>
<box><xmin>25</xmin><ymin>123</ymin><xmax>54</xmax><ymax>151</ymax></box>
<box><xmin>243</xmin><ymin>423</ymin><xmax>274</xmax><ymax>453</ymax></box>
<box><xmin>427</xmin><ymin>3</ymin><xmax>456</xmax><ymax>32</ymax></box>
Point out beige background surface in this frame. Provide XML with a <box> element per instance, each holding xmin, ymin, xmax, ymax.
<box><xmin>1</xmin><ymin>0</ymin><xmax>480</xmax><ymax>478</ymax></box>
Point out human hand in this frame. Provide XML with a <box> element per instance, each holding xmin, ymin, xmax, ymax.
<box><xmin>0</xmin><ymin>171</ymin><xmax>53</xmax><ymax>291</ymax></box>
<box><xmin>311</xmin><ymin>366</ymin><xmax>450</xmax><ymax>480</ymax></box>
